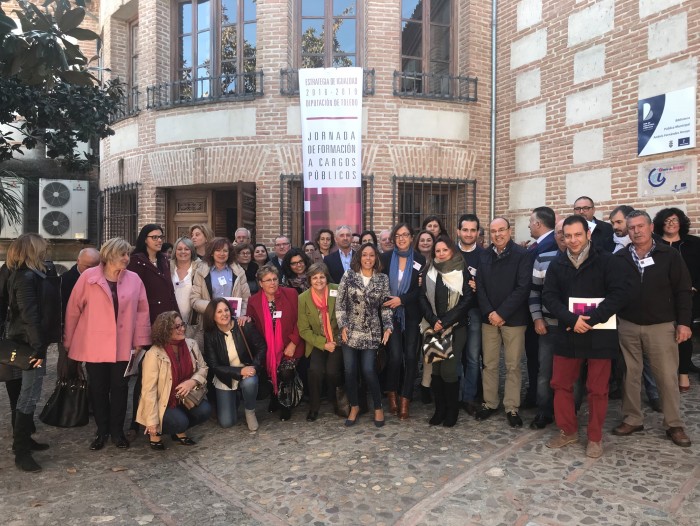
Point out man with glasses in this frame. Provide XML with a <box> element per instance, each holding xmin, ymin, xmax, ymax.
<box><xmin>324</xmin><ymin>225</ymin><xmax>354</xmax><ymax>284</ymax></box>
<box><xmin>573</xmin><ymin>196</ymin><xmax>614</xmax><ymax>253</ymax></box>
<box><xmin>271</xmin><ymin>236</ymin><xmax>291</xmax><ymax>272</ymax></box>
<box><xmin>475</xmin><ymin>217</ymin><xmax>533</xmax><ymax>428</ymax></box>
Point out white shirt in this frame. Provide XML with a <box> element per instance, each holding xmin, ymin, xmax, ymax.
<box><xmin>172</xmin><ymin>264</ymin><xmax>193</xmax><ymax>323</ymax></box>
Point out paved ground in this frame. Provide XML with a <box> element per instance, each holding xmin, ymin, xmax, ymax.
<box><xmin>1</xmin><ymin>348</ymin><xmax>699</xmax><ymax>526</ymax></box>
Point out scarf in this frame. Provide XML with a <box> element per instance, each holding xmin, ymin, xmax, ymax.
<box><xmin>389</xmin><ymin>247</ymin><xmax>414</xmax><ymax>330</ymax></box>
<box><xmin>262</xmin><ymin>292</ymin><xmax>285</xmax><ymax>394</ymax></box>
<box><xmin>163</xmin><ymin>339</ymin><xmax>194</xmax><ymax>408</ymax></box>
<box><xmin>311</xmin><ymin>286</ymin><xmax>333</xmax><ymax>342</ymax></box>
<box><xmin>567</xmin><ymin>242</ymin><xmax>591</xmax><ymax>269</ymax></box>
<box><xmin>287</xmin><ymin>274</ymin><xmax>309</xmax><ymax>293</ymax></box>
<box><xmin>425</xmin><ymin>254</ymin><xmax>465</xmax><ymax>321</ymax></box>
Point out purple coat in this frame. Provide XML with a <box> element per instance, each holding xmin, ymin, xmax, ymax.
<box><xmin>127</xmin><ymin>252</ymin><xmax>179</xmax><ymax>324</ymax></box>
<box><xmin>64</xmin><ymin>265</ymin><xmax>152</xmax><ymax>363</ymax></box>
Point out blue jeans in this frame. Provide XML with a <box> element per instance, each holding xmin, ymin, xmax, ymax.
<box><xmin>460</xmin><ymin>308</ymin><xmax>482</xmax><ymax>402</ymax></box>
<box><xmin>642</xmin><ymin>356</ymin><xmax>659</xmax><ymax>401</ymax></box>
<box><xmin>343</xmin><ymin>345</ymin><xmax>382</xmax><ymax>410</ymax></box>
<box><xmin>215</xmin><ymin>376</ymin><xmax>258</xmax><ymax>428</ymax></box>
<box><xmin>535</xmin><ymin>329</ymin><xmax>556</xmax><ymax>417</ymax></box>
<box><xmin>161</xmin><ymin>400</ymin><xmax>212</xmax><ymax>435</ymax></box>
<box><xmin>16</xmin><ymin>365</ymin><xmax>46</xmax><ymax>414</ymax></box>
<box><xmin>385</xmin><ymin>319</ymin><xmax>420</xmax><ymax>399</ymax></box>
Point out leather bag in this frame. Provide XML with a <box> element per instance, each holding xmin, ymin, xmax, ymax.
<box><xmin>39</xmin><ymin>367</ymin><xmax>89</xmax><ymax>427</ymax></box>
<box><xmin>0</xmin><ymin>339</ymin><xmax>36</xmax><ymax>370</ymax></box>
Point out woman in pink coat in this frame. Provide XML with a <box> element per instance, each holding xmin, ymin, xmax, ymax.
<box><xmin>64</xmin><ymin>238</ymin><xmax>151</xmax><ymax>451</ymax></box>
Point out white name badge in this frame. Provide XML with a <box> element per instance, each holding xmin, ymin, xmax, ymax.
<box><xmin>217</xmin><ymin>275</ymin><xmax>228</xmax><ymax>286</ymax></box>
<box><xmin>639</xmin><ymin>257</ymin><xmax>655</xmax><ymax>268</ymax></box>
<box><xmin>329</xmin><ymin>289</ymin><xmax>338</xmax><ymax>297</ymax></box>
<box><xmin>273</xmin><ymin>311</ymin><xmax>283</xmax><ymax>319</ymax></box>
<box><xmin>412</xmin><ymin>261</ymin><xmax>422</xmax><ymax>271</ymax></box>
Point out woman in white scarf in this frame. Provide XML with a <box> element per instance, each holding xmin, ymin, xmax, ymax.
<box><xmin>420</xmin><ymin>235</ymin><xmax>474</xmax><ymax>428</ymax></box>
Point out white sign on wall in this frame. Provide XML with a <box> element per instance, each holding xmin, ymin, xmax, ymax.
<box><xmin>637</xmin><ymin>87</ymin><xmax>696</xmax><ymax>157</ymax></box>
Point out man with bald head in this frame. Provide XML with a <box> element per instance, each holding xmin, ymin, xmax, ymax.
<box><xmin>475</xmin><ymin>218</ymin><xmax>533</xmax><ymax>427</ymax></box>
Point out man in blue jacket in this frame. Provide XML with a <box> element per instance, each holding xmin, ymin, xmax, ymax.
<box><xmin>475</xmin><ymin>217</ymin><xmax>533</xmax><ymax>427</ymax></box>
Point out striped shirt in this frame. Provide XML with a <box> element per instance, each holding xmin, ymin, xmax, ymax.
<box><xmin>529</xmin><ymin>249</ymin><xmax>560</xmax><ymax>326</ymax></box>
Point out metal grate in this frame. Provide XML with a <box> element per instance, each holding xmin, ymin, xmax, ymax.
<box><xmin>279</xmin><ymin>174</ymin><xmax>374</xmax><ymax>247</ymax></box>
<box><xmin>98</xmin><ymin>183</ymin><xmax>140</xmax><ymax>245</ymax></box>
<box><xmin>393</xmin><ymin>71</ymin><xmax>478</xmax><ymax>102</ymax></box>
<box><xmin>392</xmin><ymin>176</ymin><xmax>477</xmax><ymax>235</ymax></box>
<box><xmin>280</xmin><ymin>68</ymin><xmax>376</xmax><ymax>96</ymax></box>
<box><xmin>109</xmin><ymin>85</ymin><xmax>140</xmax><ymax>123</ymax></box>
<box><xmin>146</xmin><ymin>71</ymin><xmax>264</xmax><ymax>109</ymax></box>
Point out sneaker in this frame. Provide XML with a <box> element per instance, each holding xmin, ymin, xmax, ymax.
<box><xmin>474</xmin><ymin>405</ymin><xmax>497</xmax><ymax>421</ymax></box>
<box><xmin>507</xmin><ymin>411</ymin><xmax>523</xmax><ymax>428</ymax></box>
<box><xmin>586</xmin><ymin>440</ymin><xmax>603</xmax><ymax>458</ymax></box>
<box><xmin>546</xmin><ymin>430</ymin><xmax>578</xmax><ymax>449</ymax></box>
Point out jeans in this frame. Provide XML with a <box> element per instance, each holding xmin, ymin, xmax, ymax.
<box><xmin>642</xmin><ymin>357</ymin><xmax>659</xmax><ymax>401</ymax></box>
<box><xmin>385</xmin><ymin>320</ymin><xmax>420</xmax><ymax>399</ymax></box>
<box><xmin>16</xmin><ymin>365</ymin><xmax>46</xmax><ymax>414</ymax></box>
<box><xmin>535</xmin><ymin>329</ymin><xmax>556</xmax><ymax>417</ymax></box>
<box><xmin>161</xmin><ymin>400</ymin><xmax>212</xmax><ymax>435</ymax></box>
<box><xmin>343</xmin><ymin>345</ymin><xmax>382</xmax><ymax>410</ymax></box>
<box><xmin>460</xmin><ymin>308</ymin><xmax>482</xmax><ymax>402</ymax></box>
<box><xmin>215</xmin><ymin>376</ymin><xmax>258</xmax><ymax>428</ymax></box>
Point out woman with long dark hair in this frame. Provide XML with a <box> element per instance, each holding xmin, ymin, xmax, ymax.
<box><xmin>281</xmin><ymin>248</ymin><xmax>311</xmax><ymax>294</ymax></box>
<box><xmin>653</xmin><ymin>208</ymin><xmax>700</xmax><ymax>391</ymax></box>
<box><xmin>421</xmin><ymin>216</ymin><xmax>447</xmax><ymax>238</ymax></box>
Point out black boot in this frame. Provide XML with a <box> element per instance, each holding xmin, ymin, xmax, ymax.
<box><xmin>27</xmin><ymin>412</ymin><xmax>49</xmax><ymax>451</ymax></box>
<box><xmin>443</xmin><ymin>382</ymin><xmax>460</xmax><ymax>428</ymax></box>
<box><xmin>14</xmin><ymin>411</ymin><xmax>42</xmax><ymax>472</ymax></box>
<box><xmin>429</xmin><ymin>376</ymin><xmax>446</xmax><ymax>425</ymax></box>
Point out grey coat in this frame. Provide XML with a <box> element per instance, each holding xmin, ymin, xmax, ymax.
<box><xmin>336</xmin><ymin>270</ymin><xmax>393</xmax><ymax>350</ymax></box>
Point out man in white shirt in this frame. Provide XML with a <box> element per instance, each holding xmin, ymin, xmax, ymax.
<box><xmin>609</xmin><ymin>205</ymin><xmax>634</xmax><ymax>254</ymax></box>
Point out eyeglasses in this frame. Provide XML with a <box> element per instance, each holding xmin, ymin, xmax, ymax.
<box><xmin>147</xmin><ymin>235</ymin><xmax>165</xmax><ymax>240</ymax></box>
<box><xmin>290</xmin><ymin>260</ymin><xmax>305</xmax><ymax>266</ymax></box>
<box><xmin>174</xmin><ymin>322</ymin><xmax>187</xmax><ymax>330</ymax></box>
<box><xmin>573</xmin><ymin>206</ymin><xmax>593</xmax><ymax>213</ymax></box>
<box><xmin>394</xmin><ymin>232</ymin><xmax>412</xmax><ymax>240</ymax></box>
<box><xmin>261</xmin><ymin>277</ymin><xmax>279</xmax><ymax>284</ymax></box>
<box><xmin>664</xmin><ymin>217</ymin><xmax>680</xmax><ymax>225</ymax></box>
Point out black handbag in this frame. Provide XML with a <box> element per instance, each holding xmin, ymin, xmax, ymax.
<box><xmin>277</xmin><ymin>359</ymin><xmax>303</xmax><ymax>408</ymax></box>
<box><xmin>0</xmin><ymin>339</ymin><xmax>36</xmax><ymax>370</ymax></box>
<box><xmin>39</xmin><ymin>367</ymin><xmax>89</xmax><ymax>427</ymax></box>
<box><xmin>375</xmin><ymin>343</ymin><xmax>388</xmax><ymax>373</ymax></box>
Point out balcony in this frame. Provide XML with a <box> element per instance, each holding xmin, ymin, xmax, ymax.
<box><xmin>393</xmin><ymin>71</ymin><xmax>478</xmax><ymax>102</ymax></box>
<box><xmin>280</xmin><ymin>68</ymin><xmax>375</xmax><ymax>96</ymax></box>
<box><xmin>109</xmin><ymin>85</ymin><xmax>141</xmax><ymax>123</ymax></box>
<box><xmin>146</xmin><ymin>71</ymin><xmax>264</xmax><ymax>109</ymax></box>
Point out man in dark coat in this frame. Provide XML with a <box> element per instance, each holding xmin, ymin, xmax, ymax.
<box><xmin>573</xmin><ymin>196</ymin><xmax>614</xmax><ymax>253</ymax></box>
<box><xmin>324</xmin><ymin>225</ymin><xmax>354</xmax><ymax>284</ymax></box>
<box><xmin>542</xmin><ymin>215</ymin><xmax>630</xmax><ymax>458</ymax></box>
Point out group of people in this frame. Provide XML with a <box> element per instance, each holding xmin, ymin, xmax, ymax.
<box><xmin>1</xmin><ymin>199</ymin><xmax>697</xmax><ymax>472</ymax></box>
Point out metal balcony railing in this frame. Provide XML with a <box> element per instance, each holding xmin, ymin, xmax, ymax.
<box><xmin>280</xmin><ymin>68</ymin><xmax>375</xmax><ymax>96</ymax></box>
<box><xmin>146</xmin><ymin>71</ymin><xmax>264</xmax><ymax>109</ymax></box>
<box><xmin>393</xmin><ymin>71</ymin><xmax>478</xmax><ymax>102</ymax></box>
<box><xmin>109</xmin><ymin>85</ymin><xmax>140</xmax><ymax>123</ymax></box>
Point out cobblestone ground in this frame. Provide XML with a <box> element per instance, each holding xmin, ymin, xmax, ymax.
<box><xmin>0</xmin><ymin>347</ymin><xmax>698</xmax><ymax>526</ymax></box>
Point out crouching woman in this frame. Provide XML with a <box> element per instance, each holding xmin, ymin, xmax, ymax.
<box><xmin>137</xmin><ymin>311</ymin><xmax>211</xmax><ymax>449</ymax></box>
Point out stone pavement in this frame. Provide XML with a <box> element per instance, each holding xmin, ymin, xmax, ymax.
<box><xmin>0</xmin><ymin>351</ymin><xmax>698</xmax><ymax>526</ymax></box>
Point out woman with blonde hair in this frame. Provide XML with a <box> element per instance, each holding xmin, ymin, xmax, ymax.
<box><xmin>189</xmin><ymin>223</ymin><xmax>215</xmax><ymax>260</ymax></box>
<box><xmin>137</xmin><ymin>311</ymin><xmax>211</xmax><ymax>449</ymax></box>
<box><xmin>2</xmin><ymin>233</ymin><xmax>57</xmax><ymax>472</ymax></box>
<box><xmin>65</xmin><ymin>238</ymin><xmax>151</xmax><ymax>451</ymax></box>
<box><xmin>171</xmin><ymin>236</ymin><xmax>200</xmax><ymax>336</ymax></box>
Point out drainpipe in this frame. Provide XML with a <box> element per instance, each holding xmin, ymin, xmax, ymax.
<box><xmin>489</xmin><ymin>0</ymin><xmax>497</xmax><ymax>220</ymax></box>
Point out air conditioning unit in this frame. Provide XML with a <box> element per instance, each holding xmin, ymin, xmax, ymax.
<box><xmin>0</xmin><ymin>178</ymin><xmax>25</xmax><ymax>239</ymax></box>
<box><xmin>38</xmin><ymin>179</ymin><xmax>88</xmax><ymax>240</ymax></box>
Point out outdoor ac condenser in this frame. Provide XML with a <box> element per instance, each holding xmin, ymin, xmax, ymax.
<box><xmin>38</xmin><ymin>179</ymin><xmax>88</xmax><ymax>240</ymax></box>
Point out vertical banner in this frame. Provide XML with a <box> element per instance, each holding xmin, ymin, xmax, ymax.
<box><xmin>299</xmin><ymin>67</ymin><xmax>363</xmax><ymax>241</ymax></box>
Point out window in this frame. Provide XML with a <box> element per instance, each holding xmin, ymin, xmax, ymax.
<box><xmin>299</xmin><ymin>0</ymin><xmax>360</xmax><ymax>68</ymax></box>
<box><xmin>400</xmin><ymin>0</ymin><xmax>452</xmax><ymax>95</ymax></box>
<box><xmin>129</xmin><ymin>21</ymin><xmax>139</xmax><ymax>89</ymax></box>
<box><xmin>100</xmin><ymin>184</ymin><xmax>140</xmax><ymax>244</ymax></box>
<box><xmin>176</xmin><ymin>0</ymin><xmax>257</xmax><ymax>98</ymax></box>
<box><xmin>393</xmin><ymin>176</ymin><xmax>476</xmax><ymax>235</ymax></box>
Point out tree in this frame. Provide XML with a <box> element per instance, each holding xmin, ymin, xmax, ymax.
<box><xmin>0</xmin><ymin>0</ymin><xmax>123</xmax><ymax>229</ymax></box>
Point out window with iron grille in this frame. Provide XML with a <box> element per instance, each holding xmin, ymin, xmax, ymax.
<box><xmin>99</xmin><ymin>184</ymin><xmax>140</xmax><ymax>244</ymax></box>
<box><xmin>393</xmin><ymin>176</ymin><xmax>476</xmax><ymax>236</ymax></box>
<box><xmin>280</xmin><ymin>174</ymin><xmax>373</xmax><ymax>247</ymax></box>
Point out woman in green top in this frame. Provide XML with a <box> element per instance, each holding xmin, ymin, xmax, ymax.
<box><xmin>297</xmin><ymin>263</ymin><xmax>343</xmax><ymax>422</ymax></box>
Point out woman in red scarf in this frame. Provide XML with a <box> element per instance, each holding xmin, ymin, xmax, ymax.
<box><xmin>297</xmin><ymin>263</ymin><xmax>343</xmax><ymax>421</ymax></box>
<box><xmin>137</xmin><ymin>311</ymin><xmax>211</xmax><ymax>450</ymax></box>
<box><xmin>247</xmin><ymin>265</ymin><xmax>303</xmax><ymax>421</ymax></box>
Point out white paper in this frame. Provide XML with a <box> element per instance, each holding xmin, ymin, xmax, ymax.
<box><xmin>124</xmin><ymin>348</ymin><xmax>146</xmax><ymax>377</ymax></box>
<box><xmin>568</xmin><ymin>297</ymin><xmax>616</xmax><ymax>330</ymax></box>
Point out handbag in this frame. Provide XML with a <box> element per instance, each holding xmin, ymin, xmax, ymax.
<box><xmin>39</xmin><ymin>366</ymin><xmax>89</xmax><ymax>427</ymax></box>
<box><xmin>422</xmin><ymin>325</ymin><xmax>455</xmax><ymax>364</ymax></box>
<box><xmin>177</xmin><ymin>343</ymin><xmax>208</xmax><ymax>409</ymax></box>
<box><xmin>277</xmin><ymin>359</ymin><xmax>303</xmax><ymax>408</ymax></box>
<box><xmin>335</xmin><ymin>386</ymin><xmax>350</xmax><ymax>418</ymax></box>
<box><xmin>0</xmin><ymin>339</ymin><xmax>36</xmax><ymax>370</ymax></box>
<box><xmin>375</xmin><ymin>343</ymin><xmax>388</xmax><ymax>373</ymax></box>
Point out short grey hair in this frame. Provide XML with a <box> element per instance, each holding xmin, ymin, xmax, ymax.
<box><xmin>235</xmin><ymin>228</ymin><xmax>251</xmax><ymax>238</ymax></box>
<box><xmin>171</xmin><ymin>237</ymin><xmax>196</xmax><ymax>262</ymax></box>
<box><xmin>625</xmin><ymin>210</ymin><xmax>652</xmax><ymax>224</ymax></box>
<box><xmin>335</xmin><ymin>225</ymin><xmax>352</xmax><ymax>236</ymax></box>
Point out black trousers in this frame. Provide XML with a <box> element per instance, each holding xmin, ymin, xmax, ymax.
<box><xmin>85</xmin><ymin>362</ymin><xmax>129</xmax><ymax>438</ymax></box>
<box><xmin>307</xmin><ymin>347</ymin><xmax>343</xmax><ymax>412</ymax></box>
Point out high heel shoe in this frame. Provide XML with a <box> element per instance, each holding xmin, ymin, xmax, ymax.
<box><xmin>373</xmin><ymin>409</ymin><xmax>385</xmax><ymax>428</ymax></box>
<box><xmin>149</xmin><ymin>433</ymin><xmax>165</xmax><ymax>450</ymax></box>
<box><xmin>171</xmin><ymin>434</ymin><xmax>196</xmax><ymax>445</ymax></box>
<box><xmin>345</xmin><ymin>408</ymin><xmax>360</xmax><ymax>427</ymax></box>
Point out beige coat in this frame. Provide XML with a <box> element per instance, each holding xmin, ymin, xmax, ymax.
<box><xmin>136</xmin><ymin>338</ymin><xmax>209</xmax><ymax>432</ymax></box>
